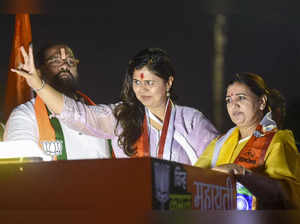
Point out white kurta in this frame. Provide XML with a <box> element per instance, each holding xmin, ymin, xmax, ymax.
<box><xmin>4</xmin><ymin>98</ymin><xmax>111</xmax><ymax>160</ymax></box>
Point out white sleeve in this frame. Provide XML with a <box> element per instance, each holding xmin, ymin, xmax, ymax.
<box><xmin>4</xmin><ymin>101</ymin><xmax>39</xmax><ymax>144</ymax></box>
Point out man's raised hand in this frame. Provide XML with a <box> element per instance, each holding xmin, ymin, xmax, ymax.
<box><xmin>11</xmin><ymin>44</ymin><xmax>44</xmax><ymax>91</ymax></box>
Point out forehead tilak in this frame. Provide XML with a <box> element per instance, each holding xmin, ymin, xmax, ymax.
<box><xmin>47</xmin><ymin>46</ymin><xmax>74</xmax><ymax>59</ymax></box>
<box><xmin>60</xmin><ymin>48</ymin><xmax>66</xmax><ymax>59</ymax></box>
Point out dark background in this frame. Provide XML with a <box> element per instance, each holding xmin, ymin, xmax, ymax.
<box><xmin>1</xmin><ymin>0</ymin><xmax>300</xmax><ymax>140</ymax></box>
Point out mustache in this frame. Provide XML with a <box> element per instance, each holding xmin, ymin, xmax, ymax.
<box><xmin>51</xmin><ymin>69</ymin><xmax>78</xmax><ymax>89</ymax></box>
<box><xmin>55</xmin><ymin>69</ymin><xmax>73</xmax><ymax>78</ymax></box>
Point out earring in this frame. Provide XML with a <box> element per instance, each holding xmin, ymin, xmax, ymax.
<box><xmin>166</xmin><ymin>90</ymin><xmax>170</xmax><ymax>97</ymax></box>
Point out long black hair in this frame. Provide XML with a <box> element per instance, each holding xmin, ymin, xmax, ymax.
<box><xmin>114</xmin><ymin>48</ymin><xmax>176</xmax><ymax>156</ymax></box>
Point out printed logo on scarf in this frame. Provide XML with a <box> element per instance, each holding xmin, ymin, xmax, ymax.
<box><xmin>41</xmin><ymin>140</ymin><xmax>63</xmax><ymax>156</ymax></box>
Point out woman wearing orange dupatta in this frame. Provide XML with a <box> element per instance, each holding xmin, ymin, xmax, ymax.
<box><xmin>12</xmin><ymin>46</ymin><xmax>218</xmax><ymax>165</ymax></box>
<box><xmin>195</xmin><ymin>73</ymin><xmax>300</xmax><ymax>209</ymax></box>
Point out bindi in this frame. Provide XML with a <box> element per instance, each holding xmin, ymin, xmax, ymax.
<box><xmin>60</xmin><ymin>48</ymin><xmax>66</xmax><ymax>60</ymax></box>
<box><xmin>140</xmin><ymin>73</ymin><xmax>144</xmax><ymax>79</ymax></box>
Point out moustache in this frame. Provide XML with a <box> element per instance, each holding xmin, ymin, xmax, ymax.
<box><xmin>55</xmin><ymin>70</ymin><xmax>73</xmax><ymax>79</ymax></box>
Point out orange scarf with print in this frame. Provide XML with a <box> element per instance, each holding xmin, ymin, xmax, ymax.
<box><xmin>234</xmin><ymin>124</ymin><xmax>277</xmax><ymax>169</ymax></box>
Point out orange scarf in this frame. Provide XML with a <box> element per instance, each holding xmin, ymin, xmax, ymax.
<box><xmin>34</xmin><ymin>91</ymin><xmax>96</xmax><ymax>160</ymax></box>
<box><xmin>133</xmin><ymin>101</ymin><xmax>172</xmax><ymax>158</ymax></box>
<box><xmin>234</xmin><ymin>124</ymin><xmax>276</xmax><ymax>169</ymax></box>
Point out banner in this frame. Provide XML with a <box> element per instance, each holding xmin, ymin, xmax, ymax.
<box><xmin>4</xmin><ymin>14</ymin><xmax>32</xmax><ymax>122</ymax></box>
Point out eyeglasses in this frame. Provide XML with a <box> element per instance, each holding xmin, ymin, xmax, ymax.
<box><xmin>46</xmin><ymin>57</ymin><xmax>80</xmax><ymax>67</ymax></box>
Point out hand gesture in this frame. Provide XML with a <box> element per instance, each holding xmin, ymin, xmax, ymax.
<box><xmin>11</xmin><ymin>44</ymin><xmax>44</xmax><ymax>91</ymax></box>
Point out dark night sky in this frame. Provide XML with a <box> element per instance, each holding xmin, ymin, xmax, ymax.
<box><xmin>1</xmin><ymin>0</ymin><xmax>300</xmax><ymax>138</ymax></box>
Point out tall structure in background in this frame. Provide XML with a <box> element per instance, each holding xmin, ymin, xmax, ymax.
<box><xmin>4</xmin><ymin>14</ymin><xmax>32</xmax><ymax>122</ymax></box>
<box><xmin>200</xmin><ymin>0</ymin><xmax>235</xmax><ymax>130</ymax></box>
<box><xmin>212</xmin><ymin>14</ymin><xmax>227</xmax><ymax>130</ymax></box>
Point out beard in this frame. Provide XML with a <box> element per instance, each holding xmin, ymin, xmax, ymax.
<box><xmin>43</xmin><ymin>69</ymin><xmax>80</xmax><ymax>100</ymax></box>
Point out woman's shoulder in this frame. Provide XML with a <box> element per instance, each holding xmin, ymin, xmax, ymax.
<box><xmin>269</xmin><ymin>129</ymin><xmax>299</xmax><ymax>154</ymax></box>
<box><xmin>175</xmin><ymin>104</ymin><xmax>204</xmax><ymax>118</ymax></box>
<box><xmin>174</xmin><ymin>104</ymin><xmax>218</xmax><ymax>134</ymax></box>
<box><xmin>273</xmin><ymin>129</ymin><xmax>296</xmax><ymax>142</ymax></box>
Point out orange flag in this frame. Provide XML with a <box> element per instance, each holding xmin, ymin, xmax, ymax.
<box><xmin>4</xmin><ymin>14</ymin><xmax>32</xmax><ymax>122</ymax></box>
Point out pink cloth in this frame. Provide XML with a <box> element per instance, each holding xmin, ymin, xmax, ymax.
<box><xmin>57</xmin><ymin>95</ymin><xmax>219</xmax><ymax>165</ymax></box>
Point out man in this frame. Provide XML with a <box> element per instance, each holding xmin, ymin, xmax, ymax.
<box><xmin>4</xmin><ymin>43</ymin><xmax>111</xmax><ymax>160</ymax></box>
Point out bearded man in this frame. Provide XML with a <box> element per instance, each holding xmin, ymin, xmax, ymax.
<box><xmin>4</xmin><ymin>43</ymin><xmax>111</xmax><ymax>160</ymax></box>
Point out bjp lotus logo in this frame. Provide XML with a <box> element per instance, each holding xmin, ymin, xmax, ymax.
<box><xmin>41</xmin><ymin>140</ymin><xmax>63</xmax><ymax>156</ymax></box>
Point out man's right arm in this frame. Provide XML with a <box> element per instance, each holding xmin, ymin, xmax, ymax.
<box><xmin>4</xmin><ymin>102</ymin><xmax>39</xmax><ymax>144</ymax></box>
<box><xmin>11</xmin><ymin>45</ymin><xmax>64</xmax><ymax>115</ymax></box>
